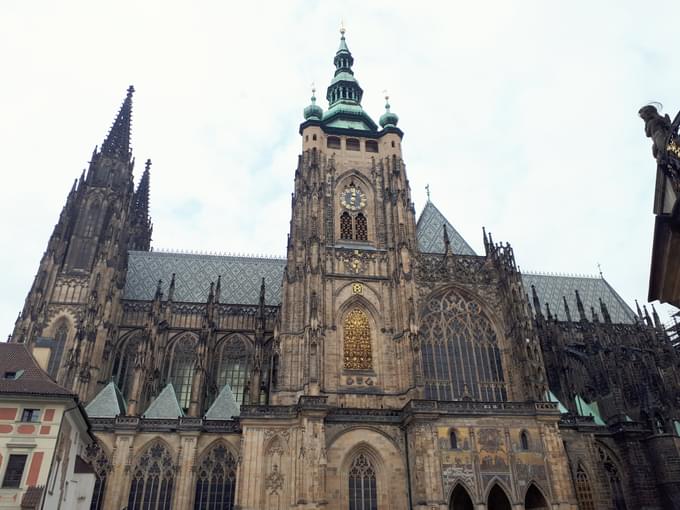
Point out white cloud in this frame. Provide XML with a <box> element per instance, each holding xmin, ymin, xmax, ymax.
<box><xmin>1</xmin><ymin>0</ymin><xmax>679</xmax><ymax>333</ymax></box>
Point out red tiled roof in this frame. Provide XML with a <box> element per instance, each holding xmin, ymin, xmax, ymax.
<box><xmin>0</xmin><ymin>343</ymin><xmax>73</xmax><ymax>398</ymax></box>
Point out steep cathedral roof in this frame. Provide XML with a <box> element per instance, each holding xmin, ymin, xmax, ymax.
<box><xmin>123</xmin><ymin>203</ymin><xmax>636</xmax><ymax>324</ymax></box>
<box><xmin>124</xmin><ymin>250</ymin><xmax>284</xmax><ymax>304</ymax></box>
<box><xmin>416</xmin><ymin>200</ymin><xmax>477</xmax><ymax>255</ymax></box>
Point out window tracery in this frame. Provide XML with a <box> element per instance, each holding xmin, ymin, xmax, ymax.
<box><xmin>355</xmin><ymin>214</ymin><xmax>367</xmax><ymax>241</ymax></box>
<box><xmin>166</xmin><ymin>335</ymin><xmax>197</xmax><ymax>411</ymax></box>
<box><xmin>575</xmin><ymin>465</ymin><xmax>595</xmax><ymax>510</ymax></box>
<box><xmin>126</xmin><ymin>442</ymin><xmax>175</xmax><ymax>510</ymax></box>
<box><xmin>194</xmin><ymin>443</ymin><xmax>237</xmax><ymax>510</ymax></box>
<box><xmin>343</xmin><ymin>308</ymin><xmax>372</xmax><ymax>370</ymax></box>
<box><xmin>597</xmin><ymin>446</ymin><xmax>627</xmax><ymax>510</ymax></box>
<box><xmin>48</xmin><ymin>322</ymin><xmax>68</xmax><ymax>378</ymax></box>
<box><xmin>84</xmin><ymin>441</ymin><xmax>111</xmax><ymax>510</ymax></box>
<box><xmin>340</xmin><ymin>212</ymin><xmax>353</xmax><ymax>240</ymax></box>
<box><xmin>111</xmin><ymin>335</ymin><xmax>141</xmax><ymax>398</ymax></box>
<box><xmin>420</xmin><ymin>289</ymin><xmax>506</xmax><ymax>401</ymax></box>
<box><xmin>214</xmin><ymin>335</ymin><xmax>250</xmax><ymax>405</ymax></box>
<box><xmin>348</xmin><ymin>454</ymin><xmax>377</xmax><ymax>510</ymax></box>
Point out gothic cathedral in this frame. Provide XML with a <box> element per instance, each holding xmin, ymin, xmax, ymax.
<box><xmin>10</xmin><ymin>30</ymin><xmax>680</xmax><ymax>510</ymax></box>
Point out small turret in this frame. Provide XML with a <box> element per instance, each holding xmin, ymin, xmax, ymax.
<box><xmin>303</xmin><ymin>87</ymin><xmax>323</xmax><ymax>121</ymax></box>
<box><xmin>379</xmin><ymin>94</ymin><xmax>399</xmax><ymax>128</ymax></box>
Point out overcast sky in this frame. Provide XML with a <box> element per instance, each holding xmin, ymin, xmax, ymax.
<box><xmin>1</xmin><ymin>1</ymin><xmax>679</xmax><ymax>335</ymax></box>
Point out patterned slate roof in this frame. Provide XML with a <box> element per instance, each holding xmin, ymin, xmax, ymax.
<box><xmin>416</xmin><ymin>201</ymin><xmax>476</xmax><ymax>255</ymax></box>
<box><xmin>522</xmin><ymin>273</ymin><xmax>636</xmax><ymax>324</ymax></box>
<box><xmin>124</xmin><ymin>251</ymin><xmax>285</xmax><ymax>304</ymax></box>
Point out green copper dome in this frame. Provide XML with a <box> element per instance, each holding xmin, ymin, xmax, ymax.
<box><xmin>379</xmin><ymin>98</ymin><xmax>399</xmax><ymax>128</ymax></box>
<box><xmin>303</xmin><ymin>91</ymin><xmax>323</xmax><ymax>121</ymax></box>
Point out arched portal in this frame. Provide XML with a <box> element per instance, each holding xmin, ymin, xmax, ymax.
<box><xmin>449</xmin><ymin>484</ymin><xmax>473</xmax><ymax>510</ymax></box>
<box><xmin>487</xmin><ymin>484</ymin><xmax>511</xmax><ymax>510</ymax></box>
<box><xmin>525</xmin><ymin>483</ymin><xmax>549</xmax><ymax>509</ymax></box>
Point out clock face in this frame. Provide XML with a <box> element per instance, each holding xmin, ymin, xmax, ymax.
<box><xmin>340</xmin><ymin>185</ymin><xmax>367</xmax><ymax>211</ymax></box>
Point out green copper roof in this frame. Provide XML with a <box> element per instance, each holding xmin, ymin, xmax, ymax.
<box><xmin>85</xmin><ymin>381</ymin><xmax>126</xmax><ymax>418</ymax></box>
<box><xmin>205</xmin><ymin>384</ymin><xmax>240</xmax><ymax>419</ymax></box>
<box><xmin>320</xmin><ymin>30</ymin><xmax>377</xmax><ymax>133</ymax></box>
<box><xmin>143</xmin><ymin>383</ymin><xmax>184</xmax><ymax>418</ymax></box>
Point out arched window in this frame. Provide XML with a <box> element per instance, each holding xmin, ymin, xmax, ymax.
<box><xmin>166</xmin><ymin>335</ymin><xmax>197</xmax><ymax>411</ymax></box>
<box><xmin>340</xmin><ymin>212</ymin><xmax>353</xmax><ymax>240</ymax></box>
<box><xmin>194</xmin><ymin>443</ymin><xmax>237</xmax><ymax>510</ymax></box>
<box><xmin>127</xmin><ymin>442</ymin><xmax>175</xmax><ymax>510</ymax></box>
<box><xmin>327</xmin><ymin>136</ymin><xmax>341</xmax><ymax>149</ymax></box>
<box><xmin>598</xmin><ymin>446</ymin><xmax>627</xmax><ymax>510</ymax></box>
<box><xmin>449</xmin><ymin>429</ymin><xmax>458</xmax><ymax>449</ymax></box>
<box><xmin>355</xmin><ymin>214</ymin><xmax>368</xmax><ymax>241</ymax></box>
<box><xmin>84</xmin><ymin>441</ymin><xmax>111</xmax><ymax>510</ymax></box>
<box><xmin>48</xmin><ymin>322</ymin><xmax>69</xmax><ymax>378</ymax></box>
<box><xmin>365</xmin><ymin>140</ymin><xmax>378</xmax><ymax>153</ymax></box>
<box><xmin>343</xmin><ymin>309</ymin><xmax>372</xmax><ymax>370</ymax></box>
<box><xmin>312</xmin><ymin>134</ymin><xmax>317</xmax><ymax>141</ymax></box>
<box><xmin>215</xmin><ymin>335</ymin><xmax>250</xmax><ymax>405</ymax></box>
<box><xmin>420</xmin><ymin>289</ymin><xmax>506</xmax><ymax>401</ymax></box>
<box><xmin>111</xmin><ymin>335</ymin><xmax>141</xmax><ymax>398</ymax></box>
<box><xmin>450</xmin><ymin>484</ymin><xmax>473</xmax><ymax>510</ymax></box>
<box><xmin>520</xmin><ymin>431</ymin><xmax>529</xmax><ymax>450</ymax></box>
<box><xmin>348</xmin><ymin>454</ymin><xmax>377</xmax><ymax>510</ymax></box>
<box><xmin>82</xmin><ymin>200</ymin><xmax>103</xmax><ymax>237</ymax></box>
<box><xmin>575</xmin><ymin>465</ymin><xmax>596</xmax><ymax>510</ymax></box>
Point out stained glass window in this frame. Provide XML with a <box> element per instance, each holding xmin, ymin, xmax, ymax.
<box><xmin>341</xmin><ymin>212</ymin><xmax>353</xmax><ymax>240</ymax></box>
<box><xmin>85</xmin><ymin>441</ymin><xmax>111</xmax><ymax>510</ymax></box>
<box><xmin>343</xmin><ymin>309</ymin><xmax>372</xmax><ymax>370</ymax></box>
<box><xmin>127</xmin><ymin>442</ymin><xmax>175</xmax><ymax>510</ymax></box>
<box><xmin>167</xmin><ymin>335</ymin><xmax>197</xmax><ymax>411</ymax></box>
<box><xmin>194</xmin><ymin>444</ymin><xmax>237</xmax><ymax>510</ymax></box>
<box><xmin>348</xmin><ymin>454</ymin><xmax>377</xmax><ymax>510</ymax></box>
<box><xmin>355</xmin><ymin>214</ymin><xmax>367</xmax><ymax>241</ymax></box>
<box><xmin>598</xmin><ymin>447</ymin><xmax>627</xmax><ymax>510</ymax></box>
<box><xmin>420</xmin><ymin>289</ymin><xmax>506</xmax><ymax>401</ymax></box>
<box><xmin>575</xmin><ymin>465</ymin><xmax>595</xmax><ymax>510</ymax></box>
<box><xmin>48</xmin><ymin>322</ymin><xmax>68</xmax><ymax>378</ymax></box>
<box><xmin>112</xmin><ymin>335</ymin><xmax>141</xmax><ymax>399</ymax></box>
<box><xmin>215</xmin><ymin>335</ymin><xmax>250</xmax><ymax>405</ymax></box>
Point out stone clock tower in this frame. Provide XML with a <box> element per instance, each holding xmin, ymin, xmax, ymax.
<box><xmin>273</xmin><ymin>28</ymin><xmax>419</xmax><ymax>409</ymax></box>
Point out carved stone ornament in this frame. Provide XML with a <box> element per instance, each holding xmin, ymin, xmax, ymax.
<box><xmin>266</xmin><ymin>464</ymin><xmax>284</xmax><ymax>495</ymax></box>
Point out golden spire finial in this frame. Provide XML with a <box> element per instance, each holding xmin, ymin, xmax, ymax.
<box><xmin>340</xmin><ymin>19</ymin><xmax>346</xmax><ymax>35</ymax></box>
<box><xmin>311</xmin><ymin>81</ymin><xmax>316</xmax><ymax>95</ymax></box>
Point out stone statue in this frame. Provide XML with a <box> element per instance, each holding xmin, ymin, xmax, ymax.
<box><xmin>639</xmin><ymin>104</ymin><xmax>680</xmax><ymax>165</ymax></box>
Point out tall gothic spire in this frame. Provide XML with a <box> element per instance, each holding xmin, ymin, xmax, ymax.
<box><xmin>101</xmin><ymin>85</ymin><xmax>134</xmax><ymax>160</ymax></box>
<box><xmin>134</xmin><ymin>159</ymin><xmax>151</xmax><ymax>218</ymax></box>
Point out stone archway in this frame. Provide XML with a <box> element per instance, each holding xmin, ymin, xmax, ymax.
<box><xmin>487</xmin><ymin>484</ymin><xmax>511</xmax><ymax>510</ymax></box>
<box><xmin>525</xmin><ymin>483</ymin><xmax>549</xmax><ymax>509</ymax></box>
<box><xmin>449</xmin><ymin>483</ymin><xmax>473</xmax><ymax>510</ymax></box>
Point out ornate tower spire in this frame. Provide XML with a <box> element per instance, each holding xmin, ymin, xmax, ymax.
<box><xmin>326</xmin><ymin>26</ymin><xmax>363</xmax><ymax>107</ymax></box>
<box><xmin>129</xmin><ymin>158</ymin><xmax>153</xmax><ymax>251</ymax></box>
<box><xmin>101</xmin><ymin>85</ymin><xmax>134</xmax><ymax>160</ymax></box>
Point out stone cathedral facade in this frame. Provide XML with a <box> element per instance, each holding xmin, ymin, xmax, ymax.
<box><xmin>9</xmin><ymin>31</ymin><xmax>680</xmax><ymax>510</ymax></box>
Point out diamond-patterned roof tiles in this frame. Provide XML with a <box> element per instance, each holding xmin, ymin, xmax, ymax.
<box><xmin>124</xmin><ymin>251</ymin><xmax>285</xmax><ymax>304</ymax></box>
<box><xmin>522</xmin><ymin>273</ymin><xmax>635</xmax><ymax>324</ymax></box>
<box><xmin>416</xmin><ymin>201</ymin><xmax>476</xmax><ymax>256</ymax></box>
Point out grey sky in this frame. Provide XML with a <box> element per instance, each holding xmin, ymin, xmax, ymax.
<box><xmin>1</xmin><ymin>1</ymin><xmax>679</xmax><ymax>334</ymax></box>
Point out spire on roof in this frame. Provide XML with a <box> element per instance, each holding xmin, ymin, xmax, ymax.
<box><xmin>575</xmin><ymin>290</ymin><xmax>587</xmax><ymax>322</ymax></box>
<box><xmin>599</xmin><ymin>297</ymin><xmax>612</xmax><ymax>323</ymax></box>
<box><xmin>563</xmin><ymin>295</ymin><xmax>573</xmax><ymax>322</ymax></box>
<box><xmin>101</xmin><ymin>85</ymin><xmax>134</xmax><ymax>160</ymax></box>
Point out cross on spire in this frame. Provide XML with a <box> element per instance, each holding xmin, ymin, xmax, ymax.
<box><xmin>425</xmin><ymin>184</ymin><xmax>431</xmax><ymax>201</ymax></box>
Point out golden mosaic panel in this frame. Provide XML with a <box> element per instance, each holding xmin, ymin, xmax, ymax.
<box><xmin>343</xmin><ymin>308</ymin><xmax>372</xmax><ymax>370</ymax></box>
